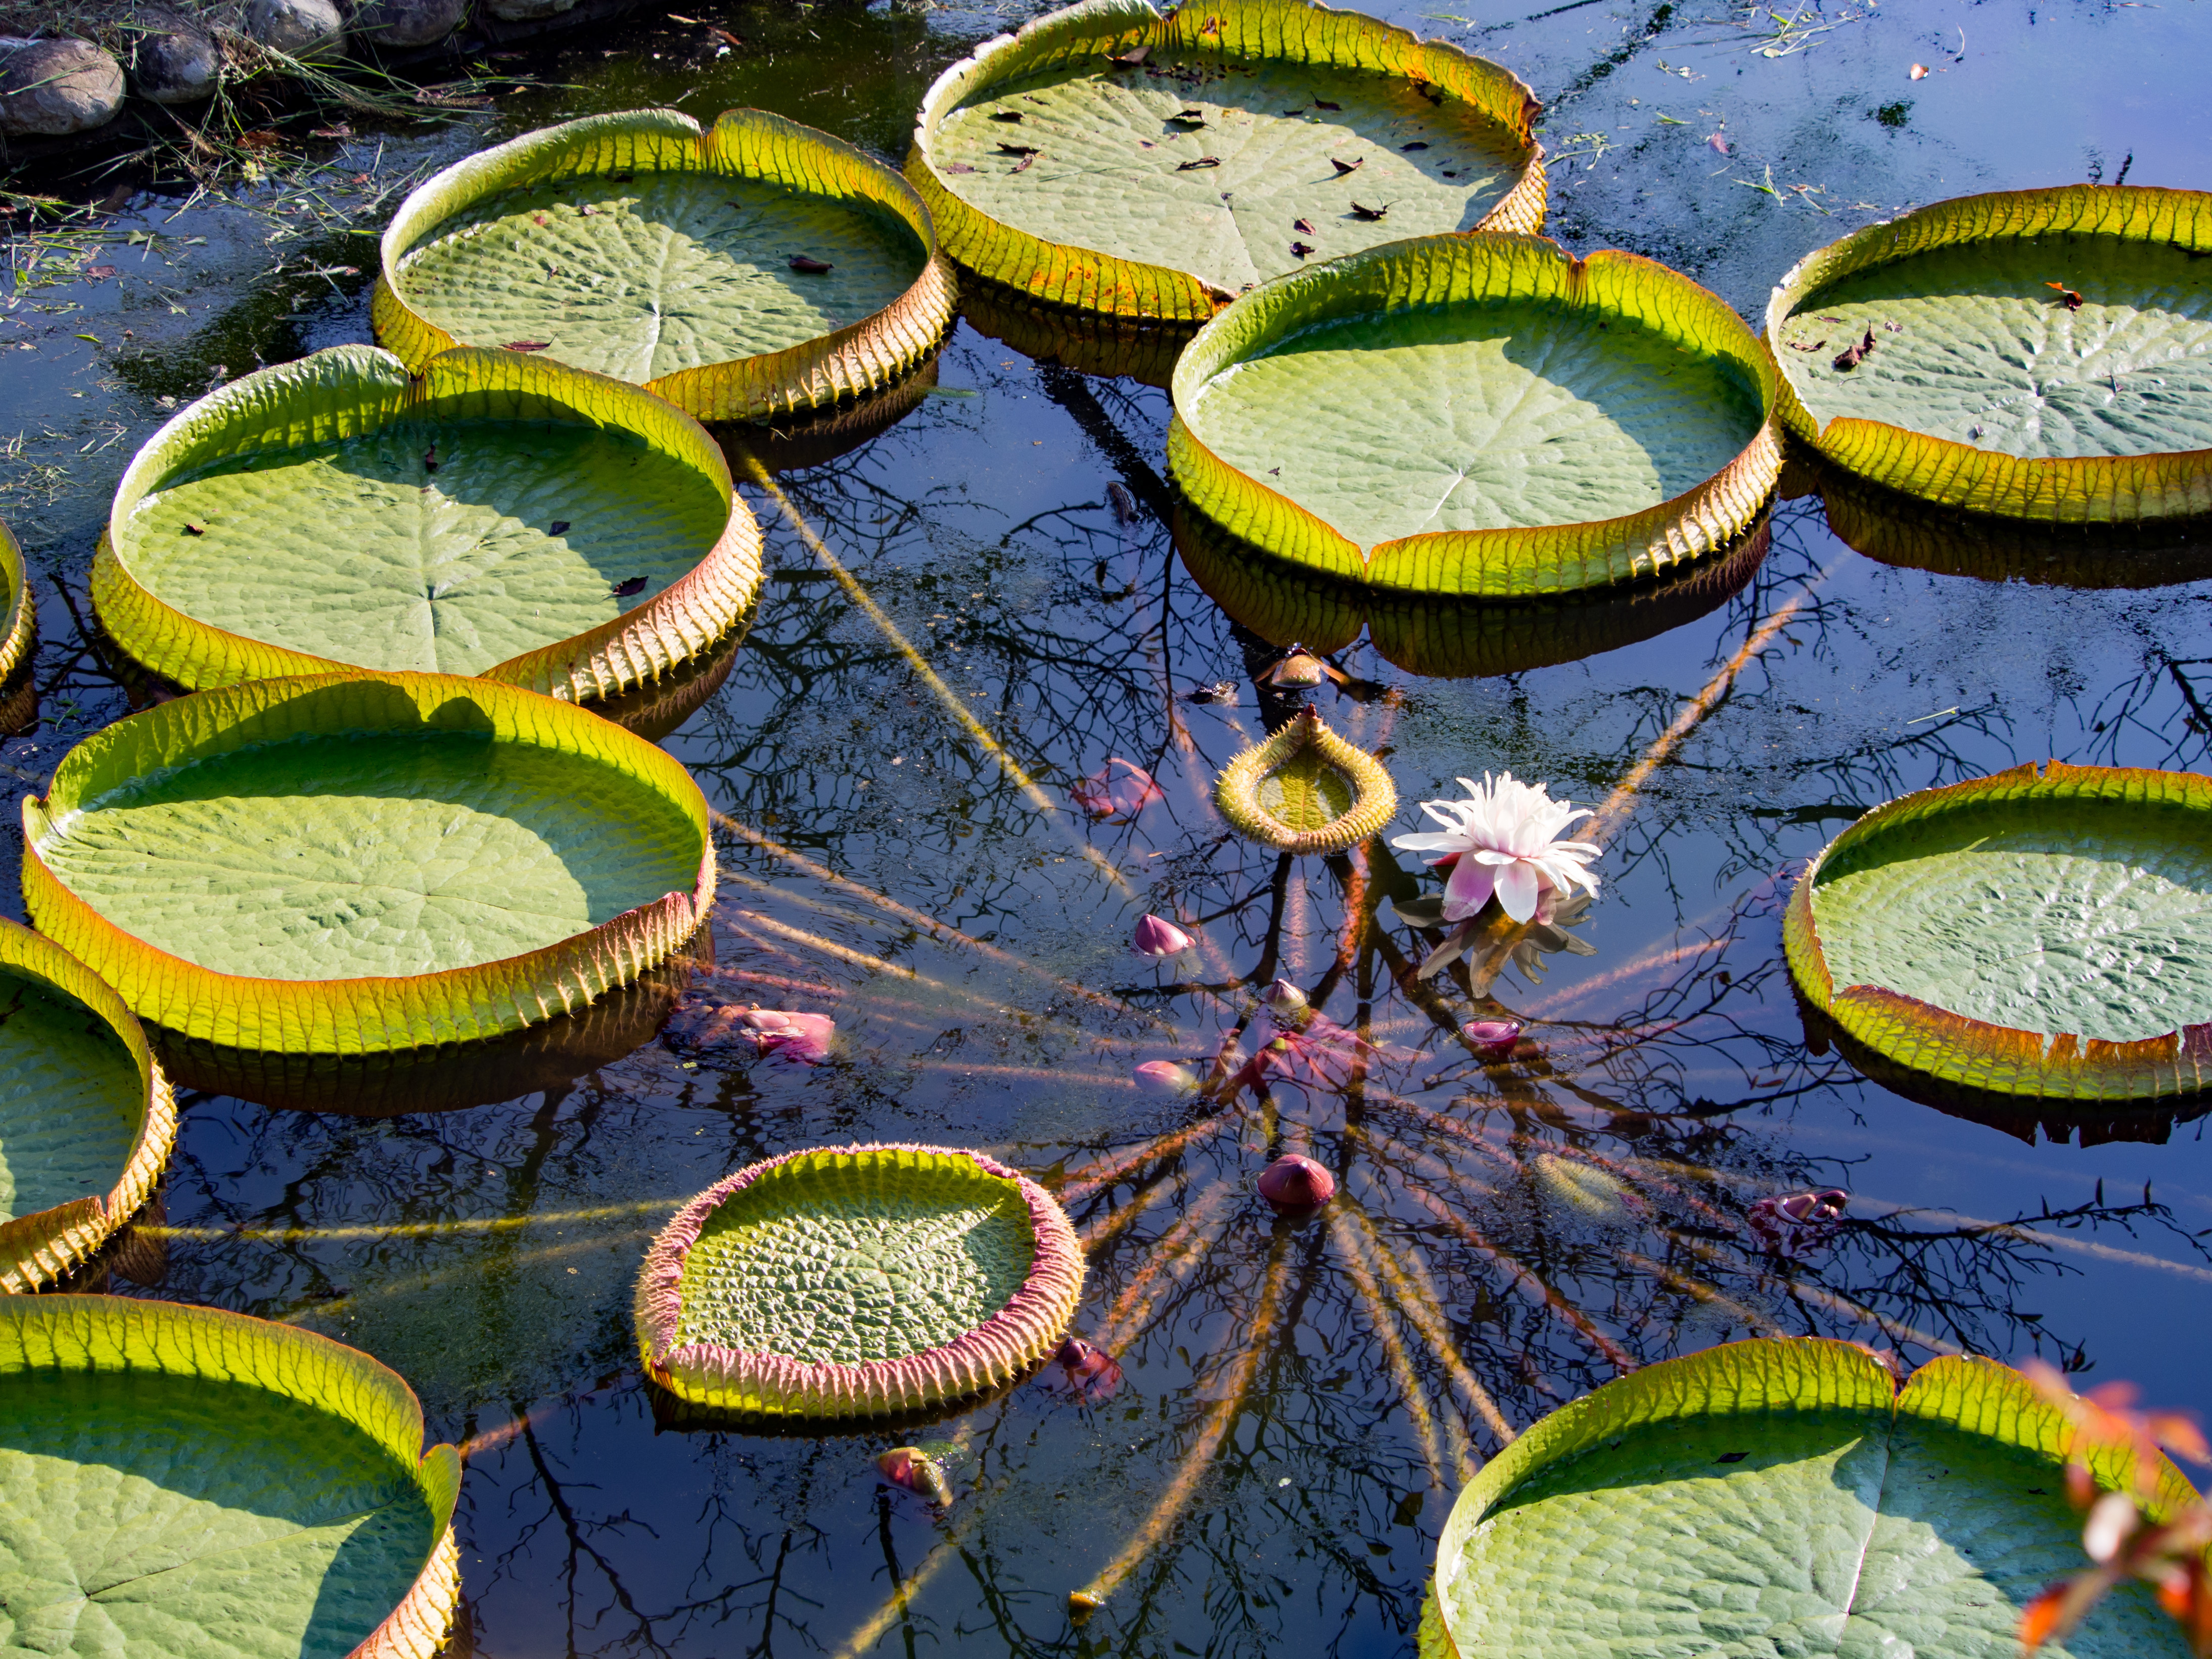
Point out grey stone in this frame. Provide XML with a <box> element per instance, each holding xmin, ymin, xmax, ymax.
<box><xmin>0</xmin><ymin>36</ymin><xmax>125</xmax><ymax>137</ymax></box>
<box><xmin>126</xmin><ymin>9</ymin><xmax>220</xmax><ymax>105</ymax></box>
<box><xmin>482</xmin><ymin>0</ymin><xmax>578</xmax><ymax>21</ymax></box>
<box><xmin>349</xmin><ymin>0</ymin><xmax>467</xmax><ymax>47</ymax></box>
<box><xmin>243</xmin><ymin>0</ymin><xmax>346</xmax><ymax>60</ymax></box>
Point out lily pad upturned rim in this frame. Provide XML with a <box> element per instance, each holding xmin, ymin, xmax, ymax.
<box><xmin>373</xmin><ymin>106</ymin><xmax>957</xmax><ymax>423</ymax></box>
<box><xmin>636</xmin><ymin>1141</ymin><xmax>1085</xmax><ymax>1419</ymax></box>
<box><xmin>20</xmin><ymin>669</ymin><xmax>717</xmax><ymax>1056</ymax></box>
<box><xmin>0</xmin><ymin>917</ymin><xmax>175</xmax><ymax>1294</ymax></box>
<box><xmin>3</xmin><ymin>1294</ymin><xmax>462</xmax><ymax>1659</ymax></box>
<box><xmin>1784</xmin><ymin>759</ymin><xmax>2212</xmax><ymax>1104</ymax></box>
<box><xmin>1429</xmin><ymin>1335</ymin><xmax>2205</xmax><ymax>1659</ymax></box>
<box><xmin>1168</xmin><ymin>233</ymin><xmax>1783</xmax><ymax>597</ymax></box>
<box><xmin>1765</xmin><ymin>185</ymin><xmax>2212</xmax><ymax>524</ymax></box>
<box><xmin>94</xmin><ymin>344</ymin><xmax>764</xmax><ymax>706</ymax></box>
<box><xmin>906</xmin><ymin>0</ymin><xmax>1547</xmax><ymax>326</ymax></box>
<box><xmin>0</xmin><ymin>515</ymin><xmax>33</xmax><ymax>693</ymax></box>
<box><xmin>1215</xmin><ymin>706</ymin><xmax>1398</xmax><ymax>853</ymax></box>
<box><xmin>1173</xmin><ymin>500</ymin><xmax>1773</xmax><ymax>677</ymax></box>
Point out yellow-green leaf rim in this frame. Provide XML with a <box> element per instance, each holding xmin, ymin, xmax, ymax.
<box><xmin>1216</xmin><ymin>706</ymin><xmax>1398</xmax><ymax>853</ymax></box>
<box><xmin>93</xmin><ymin>344</ymin><xmax>764</xmax><ymax>707</ymax></box>
<box><xmin>907</xmin><ymin>0</ymin><xmax>1545</xmax><ymax>324</ymax></box>
<box><xmin>21</xmin><ymin>670</ymin><xmax>716</xmax><ymax>1055</ymax></box>
<box><xmin>1435</xmin><ymin>1337</ymin><xmax>2207</xmax><ymax>1659</ymax></box>
<box><xmin>0</xmin><ymin>917</ymin><xmax>175</xmax><ymax>1293</ymax></box>
<box><xmin>1168</xmin><ymin>233</ymin><xmax>1782</xmax><ymax>595</ymax></box>
<box><xmin>374</xmin><ymin>107</ymin><xmax>956</xmax><ymax>422</ymax></box>
<box><xmin>637</xmin><ymin>1142</ymin><xmax>1085</xmax><ymax>1418</ymax></box>
<box><xmin>0</xmin><ymin>1295</ymin><xmax>462</xmax><ymax>1659</ymax></box>
<box><xmin>1765</xmin><ymin>185</ymin><xmax>2212</xmax><ymax>524</ymax></box>
<box><xmin>1786</xmin><ymin>760</ymin><xmax>2212</xmax><ymax>1103</ymax></box>
<box><xmin>0</xmin><ymin>515</ymin><xmax>33</xmax><ymax>693</ymax></box>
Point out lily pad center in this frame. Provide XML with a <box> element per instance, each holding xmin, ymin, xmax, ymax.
<box><xmin>0</xmin><ymin>971</ymin><xmax>140</xmax><ymax>1221</ymax></box>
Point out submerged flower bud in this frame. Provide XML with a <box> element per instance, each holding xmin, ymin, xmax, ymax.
<box><xmin>878</xmin><ymin>1446</ymin><xmax>953</xmax><ymax>1506</ymax></box>
<box><xmin>1464</xmin><ymin>1017</ymin><xmax>1525</xmax><ymax>1057</ymax></box>
<box><xmin>1132</xmin><ymin>913</ymin><xmax>1194</xmax><ymax>956</ymax></box>
<box><xmin>1267</xmin><ymin>651</ymin><xmax>1328</xmax><ymax>688</ymax></box>
<box><xmin>736</xmin><ymin>1008</ymin><xmax>836</xmax><ymax>1065</ymax></box>
<box><xmin>1257</xmin><ymin>1153</ymin><xmax>1335</xmax><ymax>1210</ymax></box>
<box><xmin>1132</xmin><ymin>1059</ymin><xmax>1200</xmax><ymax>1096</ymax></box>
<box><xmin>1056</xmin><ymin>1335</ymin><xmax>1124</xmax><ymax>1397</ymax></box>
<box><xmin>1260</xmin><ymin>979</ymin><xmax>1309</xmax><ymax>1016</ymax></box>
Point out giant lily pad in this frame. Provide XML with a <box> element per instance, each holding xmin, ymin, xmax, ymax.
<box><xmin>908</xmin><ymin>0</ymin><xmax>1545</xmax><ymax>324</ymax></box>
<box><xmin>1786</xmin><ymin>760</ymin><xmax>2212</xmax><ymax>1103</ymax></box>
<box><xmin>1427</xmin><ymin>1337</ymin><xmax>2203</xmax><ymax>1659</ymax></box>
<box><xmin>636</xmin><ymin>1142</ymin><xmax>1084</xmax><ymax>1418</ymax></box>
<box><xmin>1175</xmin><ymin>502</ymin><xmax>1771</xmax><ymax>676</ymax></box>
<box><xmin>21</xmin><ymin>670</ymin><xmax>716</xmax><ymax>1055</ymax></box>
<box><xmin>375</xmin><ymin>108</ymin><xmax>955</xmax><ymax>423</ymax></box>
<box><xmin>0</xmin><ymin>918</ymin><xmax>174</xmax><ymax>1293</ymax></box>
<box><xmin>94</xmin><ymin>345</ymin><xmax>762</xmax><ymax>707</ymax></box>
<box><xmin>1767</xmin><ymin>186</ymin><xmax>2212</xmax><ymax>524</ymax></box>
<box><xmin>1169</xmin><ymin>233</ymin><xmax>1781</xmax><ymax>595</ymax></box>
<box><xmin>0</xmin><ymin>1295</ymin><xmax>461</xmax><ymax>1658</ymax></box>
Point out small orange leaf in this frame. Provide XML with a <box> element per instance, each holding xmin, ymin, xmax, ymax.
<box><xmin>2019</xmin><ymin>1583</ymin><xmax>2071</xmax><ymax>1652</ymax></box>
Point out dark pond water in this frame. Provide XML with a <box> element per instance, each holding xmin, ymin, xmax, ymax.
<box><xmin>6</xmin><ymin>0</ymin><xmax>2212</xmax><ymax>1652</ymax></box>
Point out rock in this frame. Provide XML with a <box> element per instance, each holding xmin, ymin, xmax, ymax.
<box><xmin>126</xmin><ymin>9</ymin><xmax>220</xmax><ymax>105</ymax></box>
<box><xmin>481</xmin><ymin>0</ymin><xmax>578</xmax><ymax>21</ymax></box>
<box><xmin>349</xmin><ymin>0</ymin><xmax>467</xmax><ymax>48</ymax></box>
<box><xmin>243</xmin><ymin>0</ymin><xmax>346</xmax><ymax>60</ymax></box>
<box><xmin>0</xmin><ymin>36</ymin><xmax>125</xmax><ymax>137</ymax></box>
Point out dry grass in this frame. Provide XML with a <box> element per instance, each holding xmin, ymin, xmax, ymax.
<box><xmin>0</xmin><ymin>0</ymin><xmax>245</xmax><ymax>41</ymax></box>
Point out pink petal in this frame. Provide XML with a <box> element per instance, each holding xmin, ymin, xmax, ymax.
<box><xmin>1443</xmin><ymin>855</ymin><xmax>1496</xmax><ymax>920</ymax></box>
<box><xmin>1464</xmin><ymin>1017</ymin><xmax>1524</xmax><ymax>1056</ymax></box>
<box><xmin>1494</xmin><ymin>859</ymin><xmax>1541</xmax><ymax>923</ymax></box>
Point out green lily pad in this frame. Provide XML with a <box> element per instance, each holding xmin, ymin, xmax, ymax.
<box><xmin>637</xmin><ymin>1143</ymin><xmax>1085</xmax><ymax>1417</ymax></box>
<box><xmin>0</xmin><ymin>514</ymin><xmax>33</xmax><ymax>696</ymax></box>
<box><xmin>376</xmin><ymin>108</ymin><xmax>955</xmax><ymax>422</ymax></box>
<box><xmin>22</xmin><ymin>671</ymin><xmax>715</xmax><ymax>1054</ymax></box>
<box><xmin>96</xmin><ymin>345</ymin><xmax>761</xmax><ymax>706</ymax></box>
<box><xmin>907</xmin><ymin>0</ymin><xmax>1544</xmax><ymax>323</ymax></box>
<box><xmin>1431</xmin><ymin>1338</ymin><xmax>2203</xmax><ymax>1659</ymax></box>
<box><xmin>1766</xmin><ymin>185</ymin><xmax>2212</xmax><ymax>523</ymax></box>
<box><xmin>0</xmin><ymin>919</ymin><xmax>173</xmax><ymax>1294</ymax></box>
<box><xmin>1169</xmin><ymin>233</ymin><xmax>1780</xmax><ymax>595</ymax></box>
<box><xmin>1786</xmin><ymin>761</ymin><xmax>2212</xmax><ymax>1103</ymax></box>
<box><xmin>1215</xmin><ymin>706</ymin><xmax>1397</xmax><ymax>853</ymax></box>
<box><xmin>0</xmin><ymin>1295</ymin><xmax>460</xmax><ymax>1659</ymax></box>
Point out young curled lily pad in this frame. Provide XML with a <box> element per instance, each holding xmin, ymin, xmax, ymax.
<box><xmin>636</xmin><ymin>1142</ymin><xmax>1084</xmax><ymax>1418</ymax></box>
<box><xmin>0</xmin><ymin>918</ymin><xmax>174</xmax><ymax>1293</ymax></box>
<box><xmin>1766</xmin><ymin>186</ymin><xmax>2212</xmax><ymax>523</ymax></box>
<box><xmin>908</xmin><ymin>0</ymin><xmax>1545</xmax><ymax>324</ymax></box>
<box><xmin>375</xmin><ymin>107</ymin><xmax>955</xmax><ymax>422</ymax></box>
<box><xmin>21</xmin><ymin>670</ymin><xmax>716</xmax><ymax>1055</ymax></box>
<box><xmin>1786</xmin><ymin>760</ymin><xmax>2212</xmax><ymax>1103</ymax></box>
<box><xmin>1215</xmin><ymin>706</ymin><xmax>1397</xmax><ymax>853</ymax></box>
<box><xmin>0</xmin><ymin>1295</ymin><xmax>462</xmax><ymax>1659</ymax></box>
<box><xmin>94</xmin><ymin>345</ymin><xmax>762</xmax><ymax>708</ymax></box>
<box><xmin>1169</xmin><ymin>233</ymin><xmax>1781</xmax><ymax>595</ymax></box>
<box><xmin>1428</xmin><ymin>1337</ymin><xmax>2203</xmax><ymax>1659</ymax></box>
<box><xmin>0</xmin><ymin>515</ymin><xmax>34</xmax><ymax>695</ymax></box>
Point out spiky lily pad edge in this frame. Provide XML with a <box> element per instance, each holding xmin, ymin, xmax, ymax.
<box><xmin>1432</xmin><ymin>1336</ymin><xmax>2205</xmax><ymax>1657</ymax></box>
<box><xmin>1784</xmin><ymin>759</ymin><xmax>2212</xmax><ymax>1103</ymax></box>
<box><xmin>20</xmin><ymin>670</ymin><xmax>716</xmax><ymax>1056</ymax></box>
<box><xmin>0</xmin><ymin>516</ymin><xmax>33</xmax><ymax>693</ymax></box>
<box><xmin>1215</xmin><ymin>707</ymin><xmax>1398</xmax><ymax>854</ymax></box>
<box><xmin>1167</xmin><ymin>234</ymin><xmax>1782</xmax><ymax>597</ymax></box>
<box><xmin>93</xmin><ymin>345</ymin><xmax>765</xmax><ymax>707</ymax></box>
<box><xmin>373</xmin><ymin>107</ymin><xmax>957</xmax><ymax>423</ymax></box>
<box><xmin>4</xmin><ymin>1295</ymin><xmax>463</xmax><ymax>1659</ymax></box>
<box><xmin>0</xmin><ymin>919</ymin><xmax>176</xmax><ymax>1293</ymax></box>
<box><xmin>1764</xmin><ymin>185</ymin><xmax>2212</xmax><ymax>524</ymax></box>
<box><xmin>635</xmin><ymin>1142</ymin><xmax>1085</xmax><ymax>1418</ymax></box>
<box><xmin>906</xmin><ymin>0</ymin><xmax>1546</xmax><ymax>325</ymax></box>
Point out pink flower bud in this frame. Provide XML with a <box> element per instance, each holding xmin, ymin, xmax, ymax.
<box><xmin>1464</xmin><ymin>1018</ymin><xmax>1524</xmax><ymax>1057</ymax></box>
<box><xmin>1132</xmin><ymin>913</ymin><xmax>1194</xmax><ymax>956</ymax></box>
<box><xmin>1257</xmin><ymin>1153</ymin><xmax>1335</xmax><ymax>1209</ymax></box>
<box><xmin>1132</xmin><ymin>1059</ymin><xmax>1200</xmax><ymax>1096</ymax></box>
<box><xmin>737</xmin><ymin>1008</ymin><xmax>836</xmax><ymax>1064</ymax></box>
<box><xmin>1260</xmin><ymin>979</ymin><xmax>1308</xmax><ymax>1015</ymax></box>
<box><xmin>1056</xmin><ymin>1335</ymin><xmax>1124</xmax><ymax>1398</ymax></box>
<box><xmin>878</xmin><ymin>1446</ymin><xmax>952</xmax><ymax>1505</ymax></box>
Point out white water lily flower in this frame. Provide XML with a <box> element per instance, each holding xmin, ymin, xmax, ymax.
<box><xmin>1391</xmin><ymin>772</ymin><xmax>1602</xmax><ymax>924</ymax></box>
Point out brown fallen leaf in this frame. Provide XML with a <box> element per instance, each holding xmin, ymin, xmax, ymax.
<box><xmin>1108</xmin><ymin>44</ymin><xmax>1149</xmax><ymax>66</ymax></box>
<box><xmin>238</xmin><ymin>129</ymin><xmax>284</xmax><ymax>151</ymax></box>
<box><xmin>997</xmin><ymin>142</ymin><xmax>1041</xmax><ymax>155</ymax></box>
<box><xmin>309</xmin><ymin>123</ymin><xmax>353</xmax><ymax>140</ymax></box>
<box><xmin>1012</xmin><ymin>154</ymin><xmax>1037</xmax><ymax>173</ymax></box>
<box><xmin>1293</xmin><ymin>217</ymin><xmax>1315</xmax><ymax>233</ymax></box>
<box><xmin>1331</xmin><ymin>155</ymin><xmax>1363</xmax><ymax>174</ymax></box>
<box><xmin>2046</xmin><ymin>281</ymin><xmax>2084</xmax><ymax>310</ymax></box>
<box><xmin>505</xmin><ymin>339</ymin><xmax>552</xmax><ymax>350</ymax></box>
<box><xmin>612</xmin><ymin>576</ymin><xmax>648</xmax><ymax>597</ymax></box>
<box><xmin>532</xmin><ymin>213</ymin><xmax>549</xmax><ymax>226</ymax></box>
<box><xmin>423</xmin><ymin>443</ymin><xmax>439</xmax><ymax>474</ymax></box>
<box><xmin>1832</xmin><ymin>329</ymin><xmax>1876</xmax><ymax>371</ymax></box>
<box><xmin>1314</xmin><ymin>98</ymin><xmax>1341</xmax><ymax>110</ymax></box>
<box><xmin>788</xmin><ymin>254</ymin><xmax>834</xmax><ymax>273</ymax></box>
<box><xmin>1178</xmin><ymin>156</ymin><xmax>1221</xmax><ymax>170</ymax></box>
<box><xmin>182</xmin><ymin>521</ymin><xmax>206</xmax><ymax>535</ymax></box>
<box><xmin>1349</xmin><ymin>200</ymin><xmax>1389</xmax><ymax>220</ymax></box>
<box><xmin>1290</xmin><ymin>241</ymin><xmax>1315</xmax><ymax>257</ymax></box>
<box><xmin>1707</xmin><ymin>132</ymin><xmax>1729</xmax><ymax>154</ymax></box>
<box><xmin>941</xmin><ymin>163</ymin><xmax>978</xmax><ymax>174</ymax></box>
<box><xmin>86</xmin><ymin>265</ymin><xmax>116</xmax><ymax>279</ymax></box>
<box><xmin>705</xmin><ymin>24</ymin><xmax>743</xmax><ymax>47</ymax></box>
<box><xmin>1787</xmin><ymin>338</ymin><xmax>1827</xmax><ymax>352</ymax></box>
<box><xmin>549</xmin><ymin>520</ymin><xmax>571</xmax><ymax>534</ymax></box>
